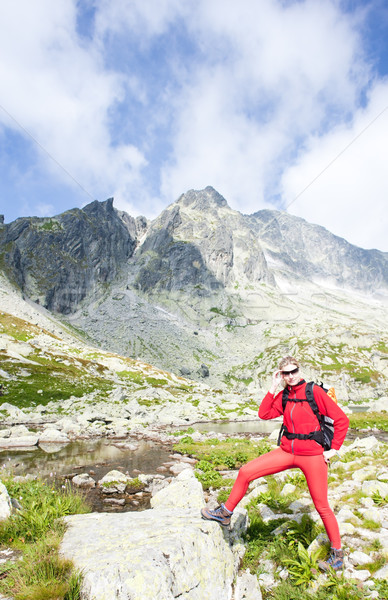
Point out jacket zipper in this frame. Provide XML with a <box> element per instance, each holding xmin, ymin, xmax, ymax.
<box><xmin>290</xmin><ymin>388</ymin><xmax>296</xmax><ymax>454</ymax></box>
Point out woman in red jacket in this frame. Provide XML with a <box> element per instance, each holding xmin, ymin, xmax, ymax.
<box><xmin>201</xmin><ymin>356</ymin><xmax>349</xmax><ymax>571</ymax></box>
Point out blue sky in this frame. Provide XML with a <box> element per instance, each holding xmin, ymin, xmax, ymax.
<box><xmin>0</xmin><ymin>0</ymin><xmax>387</xmax><ymax>251</ymax></box>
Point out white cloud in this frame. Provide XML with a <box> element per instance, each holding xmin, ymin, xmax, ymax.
<box><xmin>93</xmin><ymin>0</ymin><xmax>187</xmax><ymax>41</ymax></box>
<box><xmin>0</xmin><ymin>0</ymin><xmax>387</xmax><ymax>251</ymax></box>
<box><xmin>160</xmin><ymin>0</ymin><xmax>372</xmax><ymax>216</ymax></box>
<box><xmin>0</xmin><ymin>0</ymin><xmax>147</xmax><ymax>206</ymax></box>
<box><xmin>281</xmin><ymin>80</ymin><xmax>388</xmax><ymax>251</ymax></box>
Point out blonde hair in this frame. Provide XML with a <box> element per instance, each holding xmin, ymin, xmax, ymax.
<box><xmin>279</xmin><ymin>356</ymin><xmax>300</xmax><ymax>370</ymax></box>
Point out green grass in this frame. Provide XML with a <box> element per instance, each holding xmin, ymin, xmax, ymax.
<box><xmin>0</xmin><ymin>311</ymin><xmax>46</xmax><ymax>342</ymax></box>
<box><xmin>0</xmin><ymin>476</ymin><xmax>90</xmax><ymax>599</ymax></box>
<box><xmin>116</xmin><ymin>370</ymin><xmax>145</xmax><ymax>385</ymax></box>
<box><xmin>348</xmin><ymin>411</ymin><xmax>388</xmax><ymax>432</ymax></box>
<box><xmin>126</xmin><ymin>477</ymin><xmax>145</xmax><ymax>492</ymax></box>
<box><xmin>0</xmin><ymin>354</ymin><xmax>114</xmax><ymax>408</ymax></box>
<box><xmin>374</xmin><ymin>579</ymin><xmax>388</xmax><ymax>599</ymax></box>
<box><xmin>145</xmin><ymin>376</ymin><xmax>168</xmax><ymax>386</ymax></box>
<box><xmin>174</xmin><ymin>436</ymin><xmax>272</xmax><ymax>469</ymax></box>
<box><xmin>175</xmin><ymin>433</ymin><xmax>388</xmax><ymax>599</ymax></box>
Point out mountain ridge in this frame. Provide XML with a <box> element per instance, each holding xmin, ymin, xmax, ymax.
<box><xmin>1</xmin><ymin>187</ymin><xmax>387</xmax><ymax>397</ymax></box>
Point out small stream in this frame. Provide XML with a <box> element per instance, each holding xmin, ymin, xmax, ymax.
<box><xmin>0</xmin><ymin>438</ymin><xmax>173</xmax><ymax>481</ymax></box>
<box><xmin>0</xmin><ymin>438</ymin><xmax>174</xmax><ymax>512</ymax></box>
<box><xmin>1</xmin><ymin>417</ymin><xmax>386</xmax><ymax>512</ymax></box>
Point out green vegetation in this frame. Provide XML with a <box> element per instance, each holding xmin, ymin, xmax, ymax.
<box><xmin>174</xmin><ymin>436</ymin><xmax>272</xmax><ymax>469</ymax></box>
<box><xmin>37</xmin><ymin>219</ymin><xmax>63</xmax><ymax>232</ymax></box>
<box><xmin>145</xmin><ymin>376</ymin><xmax>168</xmax><ymax>386</ymax></box>
<box><xmin>174</xmin><ymin>434</ymin><xmax>387</xmax><ymax>599</ymax></box>
<box><xmin>126</xmin><ymin>477</ymin><xmax>145</xmax><ymax>492</ymax></box>
<box><xmin>372</xmin><ymin>490</ymin><xmax>388</xmax><ymax>506</ymax></box>
<box><xmin>349</xmin><ymin>411</ymin><xmax>388</xmax><ymax>432</ymax></box>
<box><xmin>0</xmin><ymin>476</ymin><xmax>90</xmax><ymax>599</ymax></box>
<box><xmin>116</xmin><ymin>370</ymin><xmax>145</xmax><ymax>385</ymax></box>
<box><xmin>375</xmin><ymin>579</ymin><xmax>388</xmax><ymax>599</ymax></box>
<box><xmin>0</xmin><ymin>352</ymin><xmax>114</xmax><ymax>409</ymax></box>
<box><xmin>0</xmin><ymin>311</ymin><xmax>46</xmax><ymax>342</ymax></box>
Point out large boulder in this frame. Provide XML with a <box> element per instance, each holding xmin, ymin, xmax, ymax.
<box><xmin>98</xmin><ymin>470</ymin><xmax>129</xmax><ymax>494</ymax></box>
<box><xmin>38</xmin><ymin>428</ymin><xmax>70</xmax><ymax>444</ymax></box>
<box><xmin>0</xmin><ymin>425</ymin><xmax>39</xmax><ymax>448</ymax></box>
<box><xmin>61</xmin><ymin>470</ymin><xmax>247</xmax><ymax>600</ymax></box>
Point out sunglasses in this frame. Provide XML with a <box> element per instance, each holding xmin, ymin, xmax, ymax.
<box><xmin>281</xmin><ymin>367</ymin><xmax>299</xmax><ymax>376</ymax></box>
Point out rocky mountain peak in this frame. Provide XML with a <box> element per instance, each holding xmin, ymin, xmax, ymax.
<box><xmin>1</xmin><ymin>188</ymin><xmax>387</xmax><ymax>396</ymax></box>
<box><xmin>81</xmin><ymin>197</ymin><xmax>115</xmax><ymax>217</ymax></box>
<box><xmin>176</xmin><ymin>186</ymin><xmax>229</xmax><ymax>212</ymax></box>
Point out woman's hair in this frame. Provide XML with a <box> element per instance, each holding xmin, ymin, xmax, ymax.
<box><xmin>278</xmin><ymin>356</ymin><xmax>300</xmax><ymax>370</ymax></box>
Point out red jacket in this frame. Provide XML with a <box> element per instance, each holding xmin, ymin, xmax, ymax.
<box><xmin>259</xmin><ymin>379</ymin><xmax>349</xmax><ymax>456</ymax></box>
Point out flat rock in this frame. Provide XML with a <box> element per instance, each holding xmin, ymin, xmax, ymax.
<box><xmin>61</xmin><ymin>471</ymin><xmax>246</xmax><ymax>600</ymax></box>
<box><xmin>0</xmin><ymin>435</ymin><xmax>39</xmax><ymax>448</ymax></box>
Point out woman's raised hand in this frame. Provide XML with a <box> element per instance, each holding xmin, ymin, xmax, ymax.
<box><xmin>269</xmin><ymin>370</ymin><xmax>283</xmax><ymax>394</ymax></box>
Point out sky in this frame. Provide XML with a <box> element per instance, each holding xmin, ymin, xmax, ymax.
<box><xmin>0</xmin><ymin>0</ymin><xmax>388</xmax><ymax>252</ymax></box>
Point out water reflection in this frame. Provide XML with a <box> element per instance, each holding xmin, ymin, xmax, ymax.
<box><xmin>191</xmin><ymin>419</ymin><xmax>281</xmax><ymax>435</ymax></box>
<box><xmin>0</xmin><ymin>439</ymin><xmax>172</xmax><ymax>481</ymax></box>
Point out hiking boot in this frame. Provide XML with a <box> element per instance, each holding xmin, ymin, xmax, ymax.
<box><xmin>318</xmin><ymin>547</ymin><xmax>344</xmax><ymax>572</ymax></box>
<box><xmin>201</xmin><ymin>503</ymin><xmax>233</xmax><ymax>527</ymax></box>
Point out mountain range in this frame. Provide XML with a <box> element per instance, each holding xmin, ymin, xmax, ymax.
<box><xmin>1</xmin><ymin>186</ymin><xmax>387</xmax><ymax>400</ymax></box>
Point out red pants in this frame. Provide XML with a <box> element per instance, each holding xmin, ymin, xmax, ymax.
<box><xmin>224</xmin><ymin>447</ymin><xmax>341</xmax><ymax>548</ymax></box>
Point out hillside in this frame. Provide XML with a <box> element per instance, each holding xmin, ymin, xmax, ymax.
<box><xmin>1</xmin><ymin>187</ymin><xmax>387</xmax><ymax>400</ymax></box>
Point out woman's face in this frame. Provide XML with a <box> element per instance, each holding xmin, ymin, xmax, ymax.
<box><xmin>281</xmin><ymin>363</ymin><xmax>302</xmax><ymax>386</ymax></box>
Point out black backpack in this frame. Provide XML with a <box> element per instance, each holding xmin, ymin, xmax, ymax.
<box><xmin>277</xmin><ymin>382</ymin><xmax>334</xmax><ymax>451</ymax></box>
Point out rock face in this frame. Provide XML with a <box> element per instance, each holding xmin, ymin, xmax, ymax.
<box><xmin>1</xmin><ymin>186</ymin><xmax>388</xmax><ymax>394</ymax></box>
<box><xmin>60</xmin><ymin>470</ymin><xmax>247</xmax><ymax>600</ymax></box>
<box><xmin>132</xmin><ymin>188</ymin><xmax>274</xmax><ymax>294</ymax></box>
<box><xmin>2</xmin><ymin>187</ymin><xmax>387</xmax><ymax>316</ymax></box>
<box><xmin>247</xmin><ymin>208</ymin><xmax>388</xmax><ymax>292</ymax></box>
<box><xmin>0</xmin><ymin>199</ymin><xmax>142</xmax><ymax>313</ymax></box>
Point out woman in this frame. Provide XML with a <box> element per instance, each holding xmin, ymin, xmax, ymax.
<box><xmin>201</xmin><ymin>356</ymin><xmax>349</xmax><ymax>571</ymax></box>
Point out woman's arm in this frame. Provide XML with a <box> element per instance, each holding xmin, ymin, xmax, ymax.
<box><xmin>258</xmin><ymin>391</ymin><xmax>284</xmax><ymax>419</ymax></box>
<box><xmin>258</xmin><ymin>370</ymin><xmax>285</xmax><ymax>419</ymax></box>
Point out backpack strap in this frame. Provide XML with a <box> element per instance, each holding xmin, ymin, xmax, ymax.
<box><xmin>305</xmin><ymin>382</ymin><xmax>319</xmax><ymax>415</ymax></box>
<box><xmin>281</xmin><ymin>387</ymin><xmax>289</xmax><ymax>412</ymax></box>
<box><xmin>281</xmin><ymin>429</ymin><xmax>324</xmax><ymax>445</ymax></box>
<box><xmin>278</xmin><ymin>381</ymin><xmax>325</xmax><ymax>447</ymax></box>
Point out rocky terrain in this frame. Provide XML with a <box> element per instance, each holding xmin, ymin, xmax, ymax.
<box><xmin>1</xmin><ymin>186</ymin><xmax>387</xmax><ymax>399</ymax></box>
<box><xmin>1</xmin><ymin>432</ymin><xmax>387</xmax><ymax>600</ymax></box>
<box><xmin>0</xmin><ymin>189</ymin><xmax>388</xmax><ymax>599</ymax></box>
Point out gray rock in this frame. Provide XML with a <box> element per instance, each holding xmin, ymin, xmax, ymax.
<box><xmin>168</xmin><ymin>462</ymin><xmax>193</xmax><ymax>476</ymax></box>
<box><xmin>374</xmin><ymin>563</ymin><xmax>388</xmax><ymax>580</ymax></box>
<box><xmin>0</xmin><ymin>434</ymin><xmax>39</xmax><ymax>448</ymax></box>
<box><xmin>0</xmin><ymin>199</ymin><xmax>138</xmax><ymax>313</ymax></box>
<box><xmin>336</xmin><ymin>508</ymin><xmax>361</xmax><ymax>524</ymax></box>
<box><xmin>72</xmin><ymin>473</ymin><xmax>96</xmax><ymax>489</ymax></box>
<box><xmin>349</xmin><ymin>550</ymin><xmax>372</xmax><ymax>566</ymax></box>
<box><xmin>0</xmin><ymin>482</ymin><xmax>12</xmax><ymax>521</ymax></box>
<box><xmin>0</xmin><ymin>402</ymin><xmax>28</xmax><ymax>421</ymax></box>
<box><xmin>150</xmin><ymin>469</ymin><xmax>204</xmax><ymax>510</ymax></box>
<box><xmin>98</xmin><ymin>470</ymin><xmax>129</xmax><ymax>494</ymax></box>
<box><xmin>38</xmin><ymin>428</ymin><xmax>70</xmax><ymax>443</ymax></box>
<box><xmin>61</xmin><ymin>470</ymin><xmax>246</xmax><ymax>600</ymax></box>
<box><xmin>362</xmin><ymin>480</ymin><xmax>388</xmax><ymax>496</ymax></box>
<box><xmin>346</xmin><ymin>569</ymin><xmax>371</xmax><ymax>582</ymax></box>
<box><xmin>235</xmin><ymin>570</ymin><xmax>262</xmax><ymax>600</ymax></box>
<box><xmin>198</xmin><ymin>364</ymin><xmax>209</xmax><ymax>378</ymax></box>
